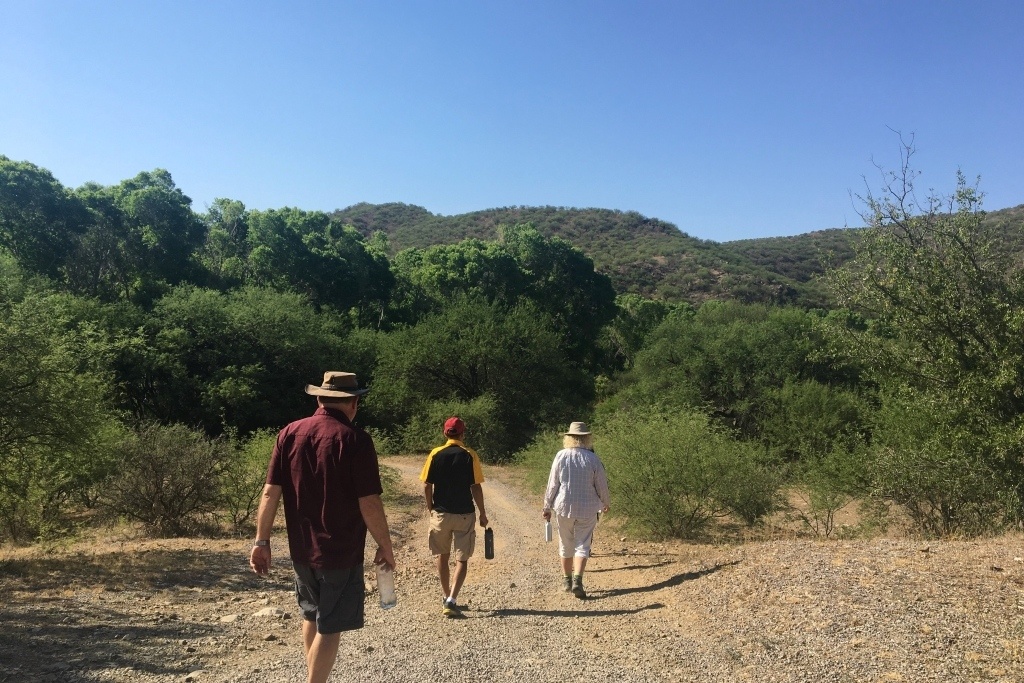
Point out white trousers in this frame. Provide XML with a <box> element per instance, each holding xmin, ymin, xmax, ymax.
<box><xmin>555</xmin><ymin>513</ymin><xmax>599</xmax><ymax>559</ymax></box>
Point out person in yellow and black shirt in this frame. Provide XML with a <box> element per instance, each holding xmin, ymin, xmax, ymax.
<box><xmin>420</xmin><ymin>416</ymin><xmax>488</xmax><ymax>617</ymax></box>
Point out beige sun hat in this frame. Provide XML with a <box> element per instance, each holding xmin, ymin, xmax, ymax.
<box><xmin>564</xmin><ymin>421</ymin><xmax>591</xmax><ymax>436</ymax></box>
<box><xmin>304</xmin><ymin>371</ymin><xmax>370</xmax><ymax>398</ymax></box>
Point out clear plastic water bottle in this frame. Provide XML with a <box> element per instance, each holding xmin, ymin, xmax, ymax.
<box><xmin>376</xmin><ymin>564</ymin><xmax>397</xmax><ymax>609</ymax></box>
<box><xmin>544</xmin><ymin>520</ymin><xmax>552</xmax><ymax>542</ymax></box>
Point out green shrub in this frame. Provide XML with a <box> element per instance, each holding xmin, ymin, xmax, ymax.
<box><xmin>791</xmin><ymin>446</ymin><xmax>866</xmax><ymax>538</ymax></box>
<box><xmin>379</xmin><ymin>463</ymin><xmax>402</xmax><ymax>503</ymax></box>
<box><xmin>220</xmin><ymin>429</ymin><xmax>275</xmax><ymax>534</ymax></box>
<box><xmin>399</xmin><ymin>393</ymin><xmax>512</xmax><ymax>462</ymax></box>
<box><xmin>0</xmin><ymin>285</ymin><xmax>124</xmax><ymax>542</ymax></box>
<box><xmin>867</xmin><ymin>393</ymin><xmax>1013</xmax><ymax>537</ymax></box>
<box><xmin>757</xmin><ymin>380</ymin><xmax>867</xmax><ymax>462</ymax></box>
<box><xmin>0</xmin><ymin>422</ymin><xmax>124</xmax><ymax>543</ymax></box>
<box><xmin>102</xmin><ymin>423</ymin><xmax>232</xmax><ymax>536</ymax></box>
<box><xmin>364</xmin><ymin>427</ymin><xmax>401</xmax><ymax>456</ymax></box>
<box><xmin>715</xmin><ymin>446</ymin><xmax>784</xmax><ymax>527</ymax></box>
<box><xmin>513</xmin><ymin>429</ymin><xmax>565</xmax><ymax>495</ymax></box>
<box><xmin>601</xmin><ymin>409</ymin><xmax>781</xmax><ymax>538</ymax></box>
<box><xmin>0</xmin><ymin>446</ymin><xmax>90</xmax><ymax>542</ymax></box>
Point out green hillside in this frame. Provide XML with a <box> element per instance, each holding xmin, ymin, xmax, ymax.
<box><xmin>728</xmin><ymin>204</ymin><xmax>1024</xmax><ymax>283</ymax></box>
<box><xmin>726</xmin><ymin>228</ymin><xmax>860</xmax><ymax>283</ymax></box>
<box><xmin>980</xmin><ymin>204</ymin><xmax>1024</xmax><ymax>260</ymax></box>
<box><xmin>333</xmin><ymin>204</ymin><xmax>816</xmax><ymax>305</ymax></box>
<box><xmin>334</xmin><ymin>202</ymin><xmax>1024</xmax><ymax>307</ymax></box>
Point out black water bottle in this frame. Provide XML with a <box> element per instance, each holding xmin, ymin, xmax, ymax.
<box><xmin>484</xmin><ymin>527</ymin><xmax>494</xmax><ymax>560</ymax></box>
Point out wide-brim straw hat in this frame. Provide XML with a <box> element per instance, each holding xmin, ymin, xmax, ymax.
<box><xmin>304</xmin><ymin>371</ymin><xmax>370</xmax><ymax>398</ymax></box>
<box><xmin>564</xmin><ymin>421</ymin><xmax>591</xmax><ymax>436</ymax></box>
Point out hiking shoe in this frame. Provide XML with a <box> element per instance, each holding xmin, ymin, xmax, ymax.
<box><xmin>562</xmin><ymin>576</ymin><xmax>572</xmax><ymax>592</ymax></box>
<box><xmin>571</xmin><ymin>577</ymin><xmax>586</xmax><ymax>599</ymax></box>
<box><xmin>442</xmin><ymin>598</ymin><xmax>460</xmax><ymax>617</ymax></box>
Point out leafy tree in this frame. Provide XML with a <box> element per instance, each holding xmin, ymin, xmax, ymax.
<box><xmin>63</xmin><ymin>182</ymin><xmax>148</xmax><ymax>301</ymax></box>
<box><xmin>388</xmin><ymin>225</ymin><xmax>617</xmax><ymax>371</ymax></box>
<box><xmin>827</xmin><ymin>140</ymin><xmax>1024</xmax><ymax>530</ymax></box>
<box><xmin>0</xmin><ymin>160</ymin><xmax>202</xmax><ymax>302</ymax></box>
<box><xmin>0</xmin><ymin>156</ymin><xmax>90</xmax><ymax>280</ymax></box>
<box><xmin>0</xmin><ymin>260</ymin><xmax>122</xmax><ymax>539</ymax></box>
<box><xmin>107</xmin><ymin>169</ymin><xmax>207</xmax><ymax>293</ymax></box>
<box><xmin>615</xmin><ymin>302</ymin><xmax>857</xmax><ymax>437</ymax></box>
<box><xmin>199</xmin><ymin>197</ymin><xmax>250</xmax><ymax>288</ymax></box>
<box><xmin>601</xmin><ymin>294</ymin><xmax>683</xmax><ymax>370</ymax></box>
<box><xmin>110</xmin><ymin>285</ymin><xmax>369</xmax><ymax>435</ymax></box>
<box><xmin>500</xmin><ymin>224</ymin><xmax>617</xmax><ymax>369</ymax></box>
<box><xmin>388</xmin><ymin>238</ymin><xmax>524</xmax><ymax>324</ymax></box>
<box><xmin>757</xmin><ymin>379</ymin><xmax>868</xmax><ymax>462</ymax></box>
<box><xmin>370</xmin><ymin>296</ymin><xmax>590</xmax><ymax>459</ymax></box>
<box><xmin>830</xmin><ymin>148</ymin><xmax>1024</xmax><ymax>422</ymax></box>
<box><xmin>246</xmin><ymin>208</ymin><xmax>394</xmax><ymax>320</ymax></box>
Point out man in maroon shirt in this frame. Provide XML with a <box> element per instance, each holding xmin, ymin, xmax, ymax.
<box><xmin>249</xmin><ymin>371</ymin><xmax>395</xmax><ymax>683</ymax></box>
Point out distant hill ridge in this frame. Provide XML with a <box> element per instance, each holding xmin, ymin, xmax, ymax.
<box><xmin>331</xmin><ymin>202</ymin><xmax>1024</xmax><ymax>306</ymax></box>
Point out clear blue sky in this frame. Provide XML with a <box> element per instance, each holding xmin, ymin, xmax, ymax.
<box><xmin>2</xmin><ymin>1</ymin><xmax>1022</xmax><ymax>242</ymax></box>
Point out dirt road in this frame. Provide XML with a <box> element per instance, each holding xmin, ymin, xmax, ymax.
<box><xmin>2</xmin><ymin>455</ymin><xmax>1023</xmax><ymax>682</ymax></box>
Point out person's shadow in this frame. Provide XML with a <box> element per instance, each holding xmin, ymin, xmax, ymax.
<box><xmin>482</xmin><ymin>602</ymin><xmax>665</xmax><ymax>618</ymax></box>
<box><xmin>476</xmin><ymin>560</ymin><xmax>738</xmax><ymax>617</ymax></box>
<box><xmin>586</xmin><ymin>559</ymin><xmax>673</xmax><ymax>573</ymax></box>
<box><xmin>584</xmin><ymin>560</ymin><xmax>739</xmax><ymax>600</ymax></box>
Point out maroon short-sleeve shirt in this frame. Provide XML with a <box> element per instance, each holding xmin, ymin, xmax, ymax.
<box><xmin>267</xmin><ymin>407</ymin><xmax>383</xmax><ymax>570</ymax></box>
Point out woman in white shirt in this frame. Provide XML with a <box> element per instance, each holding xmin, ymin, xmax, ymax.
<box><xmin>542</xmin><ymin>421</ymin><xmax>611</xmax><ymax>598</ymax></box>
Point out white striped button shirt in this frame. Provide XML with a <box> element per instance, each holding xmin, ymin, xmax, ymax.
<box><xmin>543</xmin><ymin>447</ymin><xmax>610</xmax><ymax>519</ymax></box>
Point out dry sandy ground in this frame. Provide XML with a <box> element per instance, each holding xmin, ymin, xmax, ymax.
<box><xmin>1</xmin><ymin>455</ymin><xmax>1023</xmax><ymax>682</ymax></box>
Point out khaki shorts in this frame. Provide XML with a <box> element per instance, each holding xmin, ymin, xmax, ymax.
<box><xmin>428</xmin><ymin>511</ymin><xmax>476</xmax><ymax>560</ymax></box>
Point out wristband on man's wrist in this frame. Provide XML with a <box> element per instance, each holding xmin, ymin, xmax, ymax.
<box><xmin>253</xmin><ymin>540</ymin><xmax>270</xmax><ymax>547</ymax></box>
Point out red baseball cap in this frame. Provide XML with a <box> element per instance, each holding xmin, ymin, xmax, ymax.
<box><xmin>443</xmin><ymin>416</ymin><xmax>465</xmax><ymax>437</ymax></box>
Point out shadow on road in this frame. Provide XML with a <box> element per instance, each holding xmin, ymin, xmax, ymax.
<box><xmin>483</xmin><ymin>603</ymin><xmax>665</xmax><ymax>618</ymax></box>
<box><xmin>586</xmin><ymin>560</ymin><xmax>740</xmax><ymax>600</ymax></box>
<box><xmin>586</xmin><ymin>560</ymin><xmax>674</xmax><ymax>573</ymax></box>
